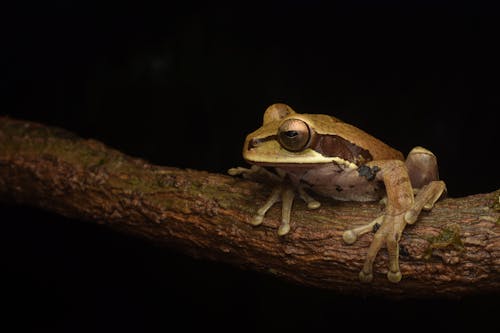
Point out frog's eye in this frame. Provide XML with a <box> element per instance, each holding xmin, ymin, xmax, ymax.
<box><xmin>278</xmin><ymin>119</ymin><xmax>311</xmax><ymax>152</ymax></box>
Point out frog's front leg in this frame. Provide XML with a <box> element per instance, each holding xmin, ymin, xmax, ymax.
<box><xmin>229</xmin><ymin>166</ymin><xmax>320</xmax><ymax>235</ymax></box>
<box><xmin>249</xmin><ymin>183</ymin><xmax>292</xmax><ymax>235</ymax></box>
<box><xmin>404</xmin><ymin>147</ymin><xmax>447</xmax><ymax>223</ymax></box>
<box><xmin>250</xmin><ymin>182</ymin><xmax>323</xmax><ymax>235</ymax></box>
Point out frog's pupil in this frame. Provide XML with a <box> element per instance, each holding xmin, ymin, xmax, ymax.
<box><xmin>286</xmin><ymin>130</ymin><xmax>298</xmax><ymax>138</ymax></box>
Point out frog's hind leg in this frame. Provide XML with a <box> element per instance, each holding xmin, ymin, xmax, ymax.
<box><xmin>405</xmin><ymin>146</ymin><xmax>440</xmax><ymax>189</ymax></box>
<box><xmin>342</xmin><ymin>151</ymin><xmax>447</xmax><ymax>283</ymax></box>
<box><xmin>342</xmin><ymin>179</ymin><xmax>445</xmax><ymax>245</ymax></box>
<box><xmin>404</xmin><ymin>146</ymin><xmax>447</xmax><ymax>223</ymax></box>
<box><xmin>405</xmin><ymin>180</ymin><xmax>446</xmax><ymax>224</ymax></box>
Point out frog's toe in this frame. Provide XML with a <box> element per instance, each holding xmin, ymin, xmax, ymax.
<box><xmin>342</xmin><ymin>229</ymin><xmax>358</xmax><ymax>245</ymax></box>
<box><xmin>298</xmin><ymin>186</ymin><xmax>321</xmax><ymax>210</ymax></box>
<box><xmin>251</xmin><ymin>215</ymin><xmax>264</xmax><ymax>226</ymax></box>
<box><xmin>387</xmin><ymin>270</ymin><xmax>402</xmax><ymax>283</ymax></box>
<box><xmin>227</xmin><ymin>167</ymin><xmax>248</xmax><ymax>176</ymax></box>
<box><xmin>277</xmin><ymin>223</ymin><xmax>290</xmax><ymax>236</ymax></box>
<box><xmin>359</xmin><ymin>270</ymin><xmax>373</xmax><ymax>283</ymax></box>
<box><xmin>343</xmin><ymin>215</ymin><xmax>384</xmax><ymax>245</ymax></box>
<box><xmin>307</xmin><ymin>201</ymin><xmax>321</xmax><ymax>209</ymax></box>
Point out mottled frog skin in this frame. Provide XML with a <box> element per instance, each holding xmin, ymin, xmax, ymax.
<box><xmin>277</xmin><ymin>164</ymin><xmax>384</xmax><ymax>202</ymax></box>
<box><xmin>229</xmin><ymin>103</ymin><xmax>446</xmax><ymax>283</ymax></box>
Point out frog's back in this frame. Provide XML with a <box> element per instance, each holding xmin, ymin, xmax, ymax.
<box><xmin>299</xmin><ymin>113</ymin><xmax>404</xmax><ymax>162</ymax></box>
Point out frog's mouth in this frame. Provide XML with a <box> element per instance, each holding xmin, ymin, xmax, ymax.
<box><xmin>244</xmin><ymin>139</ymin><xmax>358</xmax><ymax>169</ymax></box>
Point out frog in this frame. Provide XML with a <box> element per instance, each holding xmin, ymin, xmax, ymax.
<box><xmin>229</xmin><ymin>103</ymin><xmax>446</xmax><ymax>283</ymax></box>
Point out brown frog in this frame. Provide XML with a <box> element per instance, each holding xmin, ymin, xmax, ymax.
<box><xmin>229</xmin><ymin>103</ymin><xmax>446</xmax><ymax>283</ymax></box>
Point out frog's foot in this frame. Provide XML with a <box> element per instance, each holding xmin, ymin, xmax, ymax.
<box><xmin>230</xmin><ymin>166</ymin><xmax>321</xmax><ymax>236</ymax></box>
<box><xmin>344</xmin><ymin>180</ymin><xmax>446</xmax><ymax>283</ymax></box>
<box><xmin>343</xmin><ymin>181</ymin><xmax>446</xmax><ymax>244</ymax></box>
<box><xmin>250</xmin><ymin>184</ymin><xmax>294</xmax><ymax>235</ymax></box>
<box><xmin>249</xmin><ymin>183</ymin><xmax>320</xmax><ymax>236</ymax></box>
<box><xmin>357</xmin><ymin>212</ymin><xmax>406</xmax><ymax>283</ymax></box>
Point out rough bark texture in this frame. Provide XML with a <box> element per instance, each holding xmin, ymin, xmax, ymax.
<box><xmin>1</xmin><ymin>116</ymin><xmax>499</xmax><ymax>297</ymax></box>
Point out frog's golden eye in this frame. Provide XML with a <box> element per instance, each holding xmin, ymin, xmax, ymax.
<box><xmin>278</xmin><ymin>119</ymin><xmax>311</xmax><ymax>152</ymax></box>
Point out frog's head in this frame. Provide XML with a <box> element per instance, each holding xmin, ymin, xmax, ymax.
<box><xmin>243</xmin><ymin>103</ymin><xmax>371</xmax><ymax>169</ymax></box>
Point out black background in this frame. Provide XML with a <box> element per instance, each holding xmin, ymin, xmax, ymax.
<box><xmin>2</xmin><ymin>1</ymin><xmax>499</xmax><ymax>332</ymax></box>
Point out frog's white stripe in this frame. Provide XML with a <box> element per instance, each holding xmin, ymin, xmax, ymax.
<box><xmin>245</xmin><ymin>144</ymin><xmax>358</xmax><ymax>169</ymax></box>
<box><xmin>330</xmin><ymin>156</ymin><xmax>358</xmax><ymax>169</ymax></box>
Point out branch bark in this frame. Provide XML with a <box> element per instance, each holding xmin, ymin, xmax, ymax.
<box><xmin>1</xmin><ymin>116</ymin><xmax>499</xmax><ymax>297</ymax></box>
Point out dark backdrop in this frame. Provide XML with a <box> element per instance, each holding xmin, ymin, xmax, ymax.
<box><xmin>2</xmin><ymin>2</ymin><xmax>499</xmax><ymax>332</ymax></box>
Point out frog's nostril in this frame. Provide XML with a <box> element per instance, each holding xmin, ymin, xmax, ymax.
<box><xmin>248</xmin><ymin>138</ymin><xmax>260</xmax><ymax>150</ymax></box>
<box><xmin>247</xmin><ymin>136</ymin><xmax>276</xmax><ymax>150</ymax></box>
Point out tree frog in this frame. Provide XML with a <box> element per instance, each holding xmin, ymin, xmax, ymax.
<box><xmin>229</xmin><ymin>103</ymin><xmax>446</xmax><ymax>283</ymax></box>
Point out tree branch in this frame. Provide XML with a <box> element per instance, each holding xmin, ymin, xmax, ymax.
<box><xmin>1</xmin><ymin>116</ymin><xmax>499</xmax><ymax>297</ymax></box>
